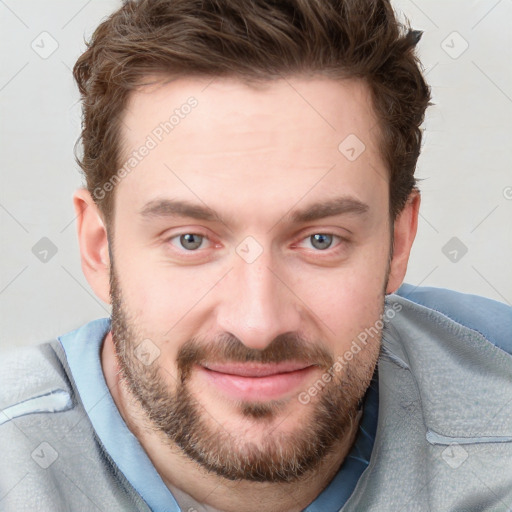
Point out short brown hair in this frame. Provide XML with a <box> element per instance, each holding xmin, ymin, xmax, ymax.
<box><xmin>73</xmin><ymin>0</ymin><xmax>431</xmax><ymax>225</ymax></box>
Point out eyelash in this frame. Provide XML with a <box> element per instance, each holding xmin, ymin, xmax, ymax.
<box><xmin>165</xmin><ymin>231</ymin><xmax>349</xmax><ymax>257</ymax></box>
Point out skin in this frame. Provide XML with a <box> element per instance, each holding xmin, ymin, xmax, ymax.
<box><xmin>73</xmin><ymin>76</ymin><xmax>420</xmax><ymax>512</ymax></box>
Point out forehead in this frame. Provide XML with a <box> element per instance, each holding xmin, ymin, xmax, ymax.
<box><xmin>122</xmin><ymin>74</ymin><xmax>380</xmax><ymax>152</ymax></box>
<box><xmin>116</xmin><ymin>75</ymin><xmax>387</xmax><ymax>220</ymax></box>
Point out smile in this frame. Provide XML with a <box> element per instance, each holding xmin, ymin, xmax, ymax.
<box><xmin>197</xmin><ymin>362</ymin><xmax>318</xmax><ymax>401</ymax></box>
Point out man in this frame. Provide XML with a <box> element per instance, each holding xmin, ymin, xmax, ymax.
<box><xmin>1</xmin><ymin>0</ymin><xmax>511</xmax><ymax>510</ymax></box>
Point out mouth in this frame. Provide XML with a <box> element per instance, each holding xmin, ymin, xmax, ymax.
<box><xmin>201</xmin><ymin>361</ymin><xmax>314</xmax><ymax>377</ymax></box>
<box><xmin>197</xmin><ymin>362</ymin><xmax>318</xmax><ymax>401</ymax></box>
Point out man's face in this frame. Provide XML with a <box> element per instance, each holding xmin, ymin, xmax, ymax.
<box><xmin>109</xmin><ymin>76</ymin><xmax>391</xmax><ymax>483</ymax></box>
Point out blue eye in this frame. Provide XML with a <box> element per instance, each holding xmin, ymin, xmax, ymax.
<box><xmin>171</xmin><ymin>233</ymin><xmax>205</xmax><ymax>251</ymax></box>
<box><xmin>308</xmin><ymin>233</ymin><xmax>335</xmax><ymax>250</ymax></box>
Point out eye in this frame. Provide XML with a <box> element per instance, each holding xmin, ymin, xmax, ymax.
<box><xmin>169</xmin><ymin>233</ymin><xmax>208</xmax><ymax>251</ymax></box>
<box><xmin>299</xmin><ymin>233</ymin><xmax>343</xmax><ymax>251</ymax></box>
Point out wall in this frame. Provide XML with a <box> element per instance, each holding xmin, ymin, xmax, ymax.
<box><xmin>1</xmin><ymin>0</ymin><xmax>511</xmax><ymax>349</ymax></box>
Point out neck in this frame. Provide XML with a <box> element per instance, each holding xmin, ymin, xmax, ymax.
<box><xmin>101</xmin><ymin>331</ymin><xmax>361</xmax><ymax>512</ymax></box>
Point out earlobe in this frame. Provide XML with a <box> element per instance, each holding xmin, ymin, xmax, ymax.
<box><xmin>73</xmin><ymin>188</ymin><xmax>112</xmax><ymax>304</ymax></box>
<box><xmin>385</xmin><ymin>190</ymin><xmax>421</xmax><ymax>295</ymax></box>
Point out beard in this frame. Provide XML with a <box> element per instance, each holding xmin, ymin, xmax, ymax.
<box><xmin>109</xmin><ymin>262</ymin><xmax>383</xmax><ymax>484</ymax></box>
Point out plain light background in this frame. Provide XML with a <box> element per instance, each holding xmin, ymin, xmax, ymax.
<box><xmin>1</xmin><ymin>0</ymin><xmax>511</xmax><ymax>351</ymax></box>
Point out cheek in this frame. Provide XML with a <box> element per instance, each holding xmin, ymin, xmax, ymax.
<box><xmin>115</xmin><ymin>245</ymin><xmax>206</xmax><ymax>323</ymax></box>
<box><xmin>304</xmin><ymin>278</ymin><xmax>384</xmax><ymax>342</ymax></box>
<box><xmin>115</xmin><ymin>262</ymin><xmax>216</xmax><ymax>369</ymax></box>
<box><xmin>288</xmin><ymin>246</ymin><xmax>388</xmax><ymax>350</ymax></box>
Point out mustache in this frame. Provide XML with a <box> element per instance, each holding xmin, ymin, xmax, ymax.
<box><xmin>176</xmin><ymin>331</ymin><xmax>334</xmax><ymax>382</ymax></box>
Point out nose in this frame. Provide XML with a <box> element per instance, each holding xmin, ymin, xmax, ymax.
<box><xmin>215</xmin><ymin>245</ymin><xmax>302</xmax><ymax>351</ymax></box>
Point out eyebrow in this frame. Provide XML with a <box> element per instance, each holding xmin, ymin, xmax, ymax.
<box><xmin>290</xmin><ymin>196</ymin><xmax>369</xmax><ymax>223</ymax></box>
<box><xmin>139</xmin><ymin>196</ymin><xmax>369</xmax><ymax>226</ymax></box>
<box><xmin>139</xmin><ymin>199</ymin><xmax>227</xmax><ymax>224</ymax></box>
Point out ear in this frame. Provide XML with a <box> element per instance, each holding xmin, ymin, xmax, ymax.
<box><xmin>73</xmin><ymin>188</ymin><xmax>111</xmax><ymax>304</ymax></box>
<box><xmin>386</xmin><ymin>189</ymin><xmax>421</xmax><ymax>294</ymax></box>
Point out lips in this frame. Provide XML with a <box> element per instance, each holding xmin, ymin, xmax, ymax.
<box><xmin>197</xmin><ymin>362</ymin><xmax>318</xmax><ymax>401</ymax></box>
<box><xmin>200</xmin><ymin>362</ymin><xmax>314</xmax><ymax>377</ymax></box>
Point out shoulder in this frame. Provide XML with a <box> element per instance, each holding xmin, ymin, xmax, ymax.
<box><xmin>0</xmin><ymin>341</ymin><xmax>73</xmax><ymax>415</ymax></box>
<box><xmin>394</xmin><ymin>283</ymin><xmax>512</xmax><ymax>355</ymax></box>
<box><xmin>0</xmin><ymin>342</ymin><xmax>77</xmax><ymax>509</ymax></box>
<box><xmin>0</xmin><ymin>337</ymin><xmax>146</xmax><ymax>510</ymax></box>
